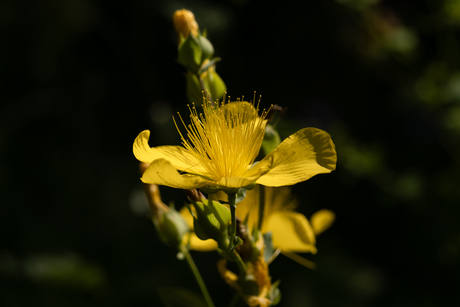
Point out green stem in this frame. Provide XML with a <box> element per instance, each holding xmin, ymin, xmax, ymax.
<box><xmin>257</xmin><ymin>185</ymin><xmax>265</xmax><ymax>231</ymax></box>
<box><xmin>180</xmin><ymin>246</ymin><xmax>215</xmax><ymax>307</ymax></box>
<box><xmin>231</xmin><ymin>249</ymin><xmax>247</xmax><ymax>278</ymax></box>
<box><xmin>228</xmin><ymin>192</ymin><xmax>237</xmax><ymax>250</ymax></box>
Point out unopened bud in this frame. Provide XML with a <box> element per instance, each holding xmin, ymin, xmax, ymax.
<box><xmin>140</xmin><ymin>163</ymin><xmax>189</xmax><ymax>248</ymax></box>
<box><xmin>189</xmin><ymin>196</ymin><xmax>231</xmax><ymax>250</ymax></box>
<box><xmin>173</xmin><ymin>9</ymin><xmax>199</xmax><ymax>40</ymax></box>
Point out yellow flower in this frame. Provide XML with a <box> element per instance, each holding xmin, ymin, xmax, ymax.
<box><xmin>181</xmin><ymin>185</ymin><xmax>335</xmax><ymax>267</ymax></box>
<box><xmin>133</xmin><ymin>96</ymin><xmax>337</xmax><ymax>192</ymax></box>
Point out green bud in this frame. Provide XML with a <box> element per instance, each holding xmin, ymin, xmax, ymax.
<box><xmin>262</xmin><ymin>124</ymin><xmax>281</xmax><ymax>156</ymax></box>
<box><xmin>154</xmin><ymin>206</ymin><xmax>190</xmax><ymax>249</ymax></box>
<box><xmin>177</xmin><ymin>33</ymin><xmax>215</xmax><ymax>74</ymax></box>
<box><xmin>190</xmin><ymin>197</ymin><xmax>231</xmax><ymax>250</ymax></box>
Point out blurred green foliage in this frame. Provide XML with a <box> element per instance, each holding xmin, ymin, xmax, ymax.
<box><xmin>1</xmin><ymin>0</ymin><xmax>460</xmax><ymax>306</ymax></box>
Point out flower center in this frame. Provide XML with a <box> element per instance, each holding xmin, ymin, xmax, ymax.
<box><xmin>175</xmin><ymin>94</ymin><xmax>270</xmax><ymax>181</ymax></box>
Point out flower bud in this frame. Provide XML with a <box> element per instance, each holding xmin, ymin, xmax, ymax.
<box><xmin>173</xmin><ymin>9</ymin><xmax>198</xmax><ymax>40</ymax></box>
<box><xmin>140</xmin><ymin>163</ymin><xmax>189</xmax><ymax>248</ymax></box>
<box><xmin>261</xmin><ymin>124</ymin><xmax>281</xmax><ymax>155</ymax></box>
<box><xmin>188</xmin><ymin>196</ymin><xmax>231</xmax><ymax>250</ymax></box>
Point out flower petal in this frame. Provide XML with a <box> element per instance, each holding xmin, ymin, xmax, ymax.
<box><xmin>179</xmin><ymin>206</ymin><xmax>194</xmax><ymax>228</ymax></box>
<box><xmin>256</xmin><ymin>128</ymin><xmax>337</xmax><ymax>187</ymax></box>
<box><xmin>187</xmin><ymin>233</ymin><xmax>219</xmax><ymax>251</ymax></box>
<box><xmin>311</xmin><ymin>209</ymin><xmax>335</xmax><ymax>235</ymax></box>
<box><xmin>141</xmin><ymin>158</ymin><xmax>211</xmax><ymax>189</ymax></box>
<box><xmin>217</xmin><ymin>159</ymin><xmax>273</xmax><ymax>188</ymax></box>
<box><xmin>133</xmin><ymin>130</ymin><xmax>209</xmax><ymax>175</ymax></box>
<box><xmin>265</xmin><ymin>211</ymin><xmax>317</xmax><ymax>253</ymax></box>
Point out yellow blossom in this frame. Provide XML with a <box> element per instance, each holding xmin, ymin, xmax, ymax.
<box><xmin>181</xmin><ymin>185</ymin><xmax>335</xmax><ymax>267</ymax></box>
<box><xmin>133</xmin><ymin>95</ymin><xmax>337</xmax><ymax>192</ymax></box>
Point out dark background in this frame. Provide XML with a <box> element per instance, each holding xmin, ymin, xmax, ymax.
<box><xmin>1</xmin><ymin>0</ymin><xmax>460</xmax><ymax>306</ymax></box>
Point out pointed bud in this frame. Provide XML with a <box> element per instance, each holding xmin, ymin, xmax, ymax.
<box><xmin>173</xmin><ymin>9</ymin><xmax>198</xmax><ymax>40</ymax></box>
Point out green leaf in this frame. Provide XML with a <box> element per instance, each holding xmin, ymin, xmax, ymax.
<box><xmin>263</xmin><ymin>232</ymin><xmax>275</xmax><ymax>263</ymax></box>
<box><xmin>198</xmin><ymin>57</ymin><xmax>221</xmax><ymax>75</ymax></box>
<box><xmin>157</xmin><ymin>287</ymin><xmax>208</xmax><ymax>307</ymax></box>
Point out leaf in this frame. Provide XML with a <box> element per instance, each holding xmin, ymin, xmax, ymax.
<box><xmin>157</xmin><ymin>287</ymin><xmax>208</xmax><ymax>307</ymax></box>
<box><xmin>263</xmin><ymin>232</ymin><xmax>275</xmax><ymax>263</ymax></box>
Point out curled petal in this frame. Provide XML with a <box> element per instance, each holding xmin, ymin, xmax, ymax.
<box><xmin>141</xmin><ymin>159</ymin><xmax>211</xmax><ymax>189</ymax></box>
<box><xmin>133</xmin><ymin>130</ymin><xmax>209</xmax><ymax>175</ymax></box>
<box><xmin>256</xmin><ymin>128</ymin><xmax>337</xmax><ymax>187</ymax></box>
<box><xmin>311</xmin><ymin>209</ymin><xmax>336</xmax><ymax>235</ymax></box>
<box><xmin>265</xmin><ymin>211</ymin><xmax>317</xmax><ymax>253</ymax></box>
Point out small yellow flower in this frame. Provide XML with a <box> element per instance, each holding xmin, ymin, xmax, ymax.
<box><xmin>133</xmin><ymin>96</ymin><xmax>337</xmax><ymax>192</ymax></box>
<box><xmin>236</xmin><ymin>185</ymin><xmax>335</xmax><ymax>266</ymax></box>
<box><xmin>181</xmin><ymin>185</ymin><xmax>335</xmax><ymax>267</ymax></box>
<box><xmin>173</xmin><ymin>9</ymin><xmax>199</xmax><ymax>39</ymax></box>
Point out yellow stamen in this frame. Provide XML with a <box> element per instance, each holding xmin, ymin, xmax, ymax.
<box><xmin>174</xmin><ymin>93</ymin><xmax>271</xmax><ymax>182</ymax></box>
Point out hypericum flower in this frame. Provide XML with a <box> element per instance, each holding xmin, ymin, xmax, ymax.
<box><xmin>133</xmin><ymin>95</ymin><xmax>337</xmax><ymax>192</ymax></box>
<box><xmin>235</xmin><ymin>185</ymin><xmax>335</xmax><ymax>266</ymax></box>
<box><xmin>181</xmin><ymin>185</ymin><xmax>335</xmax><ymax>267</ymax></box>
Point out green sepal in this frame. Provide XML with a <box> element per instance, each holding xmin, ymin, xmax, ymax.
<box><xmin>203</xmin><ymin>69</ymin><xmax>226</xmax><ymax>102</ymax></box>
<box><xmin>262</xmin><ymin>232</ymin><xmax>275</xmax><ymax>263</ymax></box>
<box><xmin>184</xmin><ymin>72</ymin><xmax>204</xmax><ymax>104</ymax></box>
<box><xmin>177</xmin><ymin>34</ymin><xmax>202</xmax><ymax>73</ymax></box>
<box><xmin>269</xmin><ymin>280</ymin><xmax>282</xmax><ymax>306</ymax></box>
<box><xmin>208</xmin><ymin>198</ymin><xmax>231</xmax><ymax>230</ymax></box>
<box><xmin>189</xmin><ymin>198</ymin><xmax>230</xmax><ymax>250</ymax></box>
<box><xmin>154</xmin><ymin>206</ymin><xmax>190</xmax><ymax>248</ymax></box>
<box><xmin>198</xmin><ymin>57</ymin><xmax>221</xmax><ymax>75</ymax></box>
<box><xmin>235</xmin><ymin>188</ymin><xmax>247</xmax><ymax>204</ymax></box>
<box><xmin>197</xmin><ymin>35</ymin><xmax>214</xmax><ymax>62</ymax></box>
<box><xmin>262</xmin><ymin>124</ymin><xmax>281</xmax><ymax>156</ymax></box>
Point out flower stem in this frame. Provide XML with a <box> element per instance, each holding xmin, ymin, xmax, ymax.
<box><xmin>228</xmin><ymin>192</ymin><xmax>237</xmax><ymax>250</ymax></box>
<box><xmin>258</xmin><ymin>185</ymin><xmax>265</xmax><ymax>230</ymax></box>
<box><xmin>231</xmin><ymin>249</ymin><xmax>247</xmax><ymax>278</ymax></box>
<box><xmin>180</xmin><ymin>246</ymin><xmax>215</xmax><ymax>307</ymax></box>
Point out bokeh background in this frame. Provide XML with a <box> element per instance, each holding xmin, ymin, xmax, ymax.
<box><xmin>2</xmin><ymin>0</ymin><xmax>460</xmax><ymax>306</ymax></box>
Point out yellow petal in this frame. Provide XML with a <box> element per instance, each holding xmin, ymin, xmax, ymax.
<box><xmin>217</xmin><ymin>159</ymin><xmax>273</xmax><ymax>188</ymax></box>
<box><xmin>179</xmin><ymin>206</ymin><xmax>194</xmax><ymax>228</ymax></box>
<box><xmin>188</xmin><ymin>233</ymin><xmax>218</xmax><ymax>251</ymax></box>
<box><xmin>265</xmin><ymin>211</ymin><xmax>317</xmax><ymax>253</ymax></box>
<box><xmin>179</xmin><ymin>207</ymin><xmax>218</xmax><ymax>251</ymax></box>
<box><xmin>141</xmin><ymin>159</ymin><xmax>211</xmax><ymax>189</ymax></box>
<box><xmin>311</xmin><ymin>209</ymin><xmax>335</xmax><ymax>235</ymax></box>
<box><xmin>133</xmin><ymin>130</ymin><xmax>209</xmax><ymax>175</ymax></box>
<box><xmin>256</xmin><ymin>128</ymin><xmax>337</xmax><ymax>187</ymax></box>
